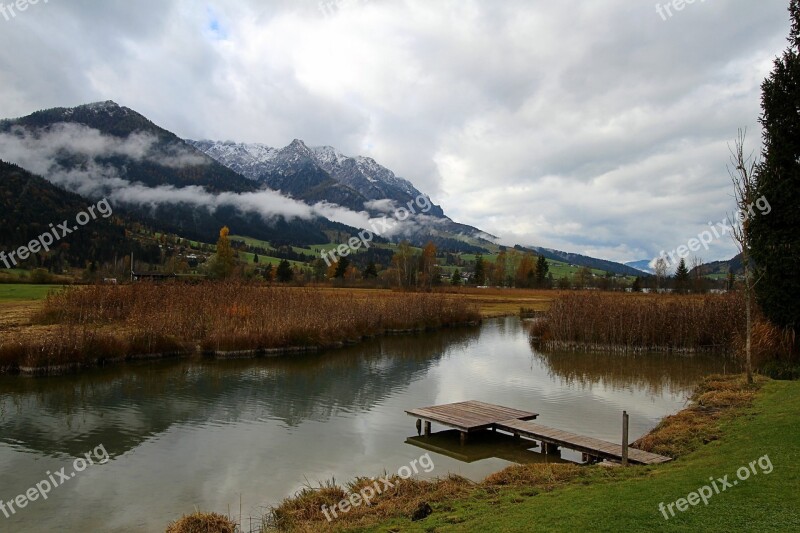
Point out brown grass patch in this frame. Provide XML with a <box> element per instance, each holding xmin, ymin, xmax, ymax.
<box><xmin>632</xmin><ymin>373</ymin><xmax>765</xmax><ymax>458</ymax></box>
<box><xmin>166</xmin><ymin>512</ymin><xmax>237</xmax><ymax>533</ymax></box>
<box><xmin>484</xmin><ymin>463</ymin><xmax>583</xmax><ymax>487</ymax></box>
<box><xmin>269</xmin><ymin>475</ymin><xmax>474</xmax><ymax>532</ymax></box>
<box><xmin>534</xmin><ymin>292</ymin><xmax>744</xmax><ymax>352</ymax></box>
<box><xmin>1</xmin><ymin>283</ymin><xmax>480</xmax><ymax>374</ymax></box>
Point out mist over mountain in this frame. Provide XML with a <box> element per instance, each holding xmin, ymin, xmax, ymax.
<box><xmin>0</xmin><ymin>101</ymin><xmax>655</xmax><ymax>273</ymax></box>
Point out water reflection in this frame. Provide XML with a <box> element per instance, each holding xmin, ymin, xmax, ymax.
<box><xmin>0</xmin><ymin>317</ymin><xmax>728</xmax><ymax>532</ymax></box>
<box><xmin>532</xmin><ymin>348</ymin><xmax>735</xmax><ymax>397</ymax></box>
<box><xmin>0</xmin><ymin>327</ymin><xmax>481</xmax><ymax>459</ymax></box>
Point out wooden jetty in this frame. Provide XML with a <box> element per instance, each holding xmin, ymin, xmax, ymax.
<box><xmin>406</xmin><ymin>401</ymin><xmax>671</xmax><ymax>466</ymax></box>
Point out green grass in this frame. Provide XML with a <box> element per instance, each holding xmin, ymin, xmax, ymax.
<box><xmin>354</xmin><ymin>380</ymin><xmax>800</xmax><ymax>532</ymax></box>
<box><xmin>0</xmin><ymin>284</ymin><xmax>66</xmax><ymax>301</ymax></box>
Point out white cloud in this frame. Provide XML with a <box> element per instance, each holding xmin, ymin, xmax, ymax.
<box><xmin>0</xmin><ymin>0</ymin><xmax>791</xmax><ymax>262</ymax></box>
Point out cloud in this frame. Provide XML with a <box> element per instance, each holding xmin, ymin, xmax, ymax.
<box><xmin>0</xmin><ymin>123</ymin><xmax>433</xmax><ymax>233</ymax></box>
<box><xmin>0</xmin><ymin>0</ymin><xmax>791</xmax><ymax>262</ymax></box>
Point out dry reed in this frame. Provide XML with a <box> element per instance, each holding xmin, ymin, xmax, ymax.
<box><xmin>0</xmin><ymin>283</ymin><xmax>480</xmax><ymax>374</ymax></box>
<box><xmin>533</xmin><ymin>292</ymin><xmax>745</xmax><ymax>353</ymax></box>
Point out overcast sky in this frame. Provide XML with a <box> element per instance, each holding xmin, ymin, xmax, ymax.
<box><xmin>0</xmin><ymin>0</ymin><xmax>792</xmax><ymax>263</ymax></box>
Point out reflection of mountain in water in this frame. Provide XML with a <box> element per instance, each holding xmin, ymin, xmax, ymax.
<box><xmin>531</xmin><ymin>349</ymin><xmax>733</xmax><ymax>396</ymax></box>
<box><xmin>0</xmin><ymin>328</ymin><xmax>480</xmax><ymax>458</ymax></box>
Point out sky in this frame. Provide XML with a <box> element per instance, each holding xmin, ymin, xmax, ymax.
<box><xmin>0</xmin><ymin>0</ymin><xmax>792</xmax><ymax>264</ymax></box>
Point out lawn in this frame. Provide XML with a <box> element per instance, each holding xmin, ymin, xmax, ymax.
<box><xmin>0</xmin><ymin>284</ymin><xmax>65</xmax><ymax>302</ymax></box>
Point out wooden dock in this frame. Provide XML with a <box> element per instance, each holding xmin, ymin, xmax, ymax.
<box><xmin>406</xmin><ymin>401</ymin><xmax>671</xmax><ymax>465</ymax></box>
<box><xmin>406</xmin><ymin>400</ymin><xmax>539</xmax><ymax>444</ymax></box>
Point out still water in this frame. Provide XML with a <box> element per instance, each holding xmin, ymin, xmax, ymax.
<box><xmin>0</xmin><ymin>317</ymin><xmax>730</xmax><ymax>532</ymax></box>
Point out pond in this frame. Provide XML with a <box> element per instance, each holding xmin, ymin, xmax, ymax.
<box><xmin>0</xmin><ymin>317</ymin><xmax>731</xmax><ymax>531</ymax></box>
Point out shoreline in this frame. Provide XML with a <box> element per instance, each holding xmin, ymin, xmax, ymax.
<box><xmin>252</xmin><ymin>373</ymin><xmax>771</xmax><ymax>532</ymax></box>
<box><xmin>8</xmin><ymin>320</ymin><xmax>482</xmax><ymax>377</ymax></box>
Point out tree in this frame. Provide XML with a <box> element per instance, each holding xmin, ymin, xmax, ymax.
<box><xmin>654</xmin><ymin>257</ymin><xmax>668</xmax><ymax>290</ymax></box>
<box><xmin>253</xmin><ymin>253</ymin><xmax>259</xmax><ymax>264</ymax></box>
<box><xmin>573</xmin><ymin>267</ymin><xmax>592</xmax><ymax>290</ymax></box>
<box><xmin>690</xmin><ymin>256</ymin><xmax>706</xmax><ymax>294</ymax></box>
<box><xmin>392</xmin><ymin>241</ymin><xmax>417</xmax><ymax>289</ymax></box>
<box><xmin>419</xmin><ymin>242</ymin><xmax>439</xmax><ymax>290</ymax></box>
<box><xmin>451</xmin><ymin>269</ymin><xmax>463</xmax><ymax>286</ymax></box>
<box><xmin>473</xmin><ymin>254</ymin><xmax>486</xmax><ymax>286</ymax></box>
<box><xmin>515</xmin><ymin>253</ymin><xmax>535</xmax><ymax>288</ymax></box>
<box><xmin>674</xmin><ymin>258</ymin><xmax>691</xmax><ymax>294</ymax></box>
<box><xmin>363</xmin><ymin>261</ymin><xmax>378</xmax><ymax>279</ymax></box>
<box><xmin>263</xmin><ymin>263</ymin><xmax>274</xmax><ymax>282</ymax></box>
<box><xmin>493</xmin><ymin>250</ymin><xmax>507</xmax><ymax>286</ymax></box>
<box><xmin>727</xmin><ymin>270</ymin><xmax>736</xmax><ymax>291</ymax></box>
<box><xmin>211</xmin><ymin>226</ymin><xmax>235</xmax><ymax>279</ymax></box>
<box><xmin>535</xmin><ymin>255</ymin><xmax>549</xmax><ymax>288</ymax></box>
<box><xmin>751</xmin><ymin>0</ymin><xmax>800</xmax><ymax>341</ymax></box>
<box><xmin>729</xmin><ymin>130</ymin><xmax>762</xmax><ymax>383</ymax></box>
<box><xmin>276</xmin><ymin>259</ymin><xmax>293</xmax><ymax>283</ymax></box>
<box><xmin>334</xmin><ymin>256</ymin><xmax>350</xmax><ymax>279</ymax></box>
<box><xmin>632</xmin><ymin>277</ymin><xmax>642</xmax><ymax>293</ymax></box>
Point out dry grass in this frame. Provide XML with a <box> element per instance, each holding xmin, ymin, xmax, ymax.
<box><xmin>436</xmin><ymin>287</ymin><xmax>555</xmax><ymax>318</ymax></box>
<box><xmin>166</xmin><ymin>512</ymin><xmax>237</xmax><ymax>533</ymax></box>
<box><xmin>267</xmin><ymin>466</ymin><xmax>593</xmax><ymax>533</ymax></box>
<box><xmin>483</xmin><ymin>463</ymin><xmax>583</xmax><ymax>487</ymax></box>
<box><xmin>0</xmin><ymin>283</ymin><xmax>480</xmax><ymax>374</ymax></box>
<box><xmin>268</xmin><ymin>475</ymin><xmax>474</xmax><ymax>532</ymax></box>
<box><xmin>533</xmin><ymin>292</ymin><xmax>745</xmax><ymax>353</ymax></box>
<box><xmin>632</xmin><ymin>373</ymin><xmax>765</xmax><ymax>458</ymax></box>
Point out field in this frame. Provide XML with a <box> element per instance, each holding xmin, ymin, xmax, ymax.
<box><xmin>0</xmin><ymin>283</ymin><xmax>481</xmax><ymax>374</ymax></box>
<box><xmin>0</xmin><ymin>284</ymin><xmax>66</xmax><ymax>301</ymax></box>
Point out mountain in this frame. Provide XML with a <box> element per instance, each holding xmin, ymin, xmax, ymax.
<box><xmin>0</xmin><ymin>102</ymin><xmax>354</xmax><ymax>245</ymax></box>
<box><xmin>625</xmin><ymin>260</ymin><xmax>655</xmax><ymax>275</ymax></box>
<box><xmin>188</xmin><ymin>139</ymin><xmax>447</xmax><ymax>217</ymax></box>
<box><xmin>0</xmin><ymin>101</ymin><xmax>254</xmax><ymax>193</ymax></box>
<box><xmin>0</xmin><ymin>160</ymin><xmax>161</xmax><ymax>268</ymax></box>
<box><xmin>523</xmin><ymin>246</ymin><xmax>647</xmax><ymax>277</ymax></box>
<box><xmin>695</xmin><ymin>254</ymin><xmax>743</xmax><ymax>276</ymax></box>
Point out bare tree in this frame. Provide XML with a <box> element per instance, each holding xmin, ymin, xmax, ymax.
<box><xmin>728</xmin><ymin>129</ymin><xmax>760</xmax><ymax>384</ymax></box>
<box><xmin>691</xmin><ymin>256</ymin><xmax>705</xmax><ymax>294</ymax></box>
<box><xmin>654</xmin><ymin>257</ymin><xmax>668</xmax><ymax>291</ymax></box>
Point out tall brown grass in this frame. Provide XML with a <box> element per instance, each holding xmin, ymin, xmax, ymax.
<box><xmin>0</xmin><ymin>283</ymin><xmax>480</xmax><ymax>374</ymax></box>
<box><xmin>532</xmin><ymin>292</ymin><xmax>745</xmax><ymax>353</ymax></box>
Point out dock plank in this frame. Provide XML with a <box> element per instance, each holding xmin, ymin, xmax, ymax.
<box><xmin>407</xmin><ymin>400</ymin><xmax>671</xmax><ymax>466</ymax></box>
<box><xmin>496</xmin><ymin>419</ymin><xmax>671</xmax><ymax>465</ymax></box>
<box><xmin>406</xmin><ymin>400</ymin><xmax>539</xmax><ymax>432</ymax></box>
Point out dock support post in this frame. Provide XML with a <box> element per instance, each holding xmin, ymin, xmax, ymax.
<box><xmin>424</xmin><ymin>421</ymin><xmax>431</xmax><ymax>436</ymax></box>
<box><xmin>543</xmin><ymin>442</ymin><xmax>560</xmax><ymax>455</ymax></box>
<box><xmin>622</xmin><ymin>410</ymin><xmax>629</xmax><ymax>467</ymax></box>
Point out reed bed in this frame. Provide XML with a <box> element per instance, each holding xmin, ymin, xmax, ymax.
<box><xmin>531</xmin><ymin>292</ymin><xmax>745</xmax><ymax>353</ymax></box>
<box><xmin>0</xmin><ymin>283</ymin><xmax>480</xmax><ymax>374</ymax></box>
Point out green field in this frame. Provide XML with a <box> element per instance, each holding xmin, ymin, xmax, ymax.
<box><xmin>359</xmin><ymin>380</ymin><xmax>800</xmax><ymax>532</ymax></box>
<box><xmin>0</xmin><ymin>284</ymin><xmax>66</xmax><ymax>301</ymax></box>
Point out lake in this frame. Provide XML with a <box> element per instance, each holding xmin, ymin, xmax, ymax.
<box><xmin>0</xmin><ymin>317</ymin><xmax>731</xmax><ymax>532</ymax></box>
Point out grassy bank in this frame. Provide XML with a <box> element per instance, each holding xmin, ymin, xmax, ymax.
<box><xmin>0</xmin><ymin>283</ymin><xmax>480</xmax><ymax>374</ymax></box>
<box><xmin>252</xmin><ymin>374</ymin><xmax>798</xmax><ymax>532</ymax></box>
<box><xmin>531</xmin><ymin>292</ymin><xmax>745</xmax><ymax>353</ymax></box>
